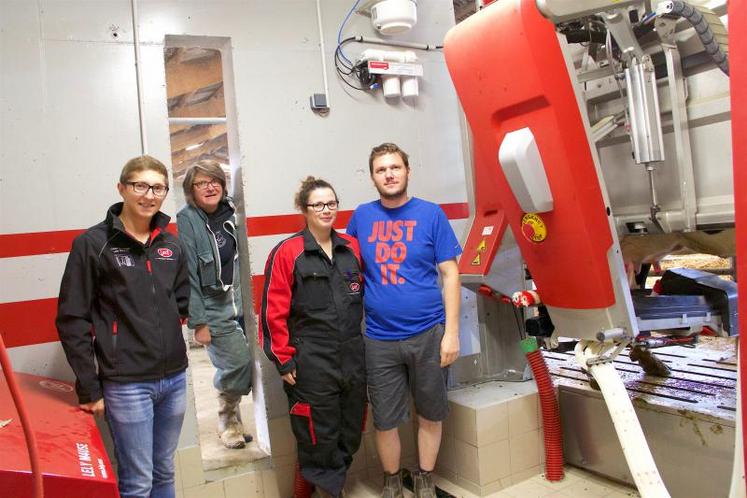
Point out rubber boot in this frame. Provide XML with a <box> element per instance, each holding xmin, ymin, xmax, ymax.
<box><xmin>218</xmin><ymin>392</ymin><xmax>245</xmax><ymax>449</ymax></box>
<box><xmin>413</xmin><ymin>470</ymin><xmax>436</xmax><ymax>498</ymax></box>
<box><xmin>381</xmin><ymin>470</ymin><xmax>404</xmax><ymax>498</ymax></box>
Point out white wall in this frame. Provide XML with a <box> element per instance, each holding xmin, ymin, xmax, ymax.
<box><xmin>0</xmin><ymin>0</ymin><xmax>468</xmax><ymax>455</ymax></box>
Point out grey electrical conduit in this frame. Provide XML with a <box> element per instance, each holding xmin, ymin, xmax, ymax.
<box><xmin>665</xmin><ymin>1</ymin><xmax>729</xmax><ymax>75</ymax></box>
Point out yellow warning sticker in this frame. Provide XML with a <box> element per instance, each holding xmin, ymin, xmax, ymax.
<box><xmin>476</xmin><ymin>239</ymin><xmax>487</xmax><ymax>253</ymax></box>
<box><xmin>520</xmin><ymin>213</ymin><xmax>547</xmax><ymax>243</ymax></box>
<box><xmin>471</xmin><ymin>253</ymin><xmax>481</xmax><ymax>266</ymax></box>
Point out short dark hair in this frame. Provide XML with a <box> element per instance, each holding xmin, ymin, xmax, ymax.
<box><xmin>368</xmin><ymin>142</ymin><xmax>409</xmax><ymax>175</ymax></box>
<box><xmin>119</xmin><ymin>155</ymin><xmax>169</xmax><ymax>184</ymax></box>
<box><xmin>182</xmin><ymin>160</ymin><xmax>228</xmax><ymax>208</ymax></box>
<box><xmin>294</xmin><ymin>176</ymin><xmax>338</xmax><ymax>211</ymax></box>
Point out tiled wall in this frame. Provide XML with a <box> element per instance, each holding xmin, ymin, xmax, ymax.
<box><xmin>436</xmin><ymin>381</ymin><xmax>545</xmax><ymax>496</ymax></box>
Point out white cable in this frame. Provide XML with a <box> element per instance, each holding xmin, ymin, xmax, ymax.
<box><xmin>130</xmin><ymin>0</ymin><xmax>147</xmax><ymax>154</ymax></box>
<box><xmin>316</xmin><ymin>0</ymin><xmax>330</xmax><ymax>108</ymax></box>
<box><xmin>576</xmin><ymin>341</ymin><xmax>671</xmax><ymax>498</ymax></box>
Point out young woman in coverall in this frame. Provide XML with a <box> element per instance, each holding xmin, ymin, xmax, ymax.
<box><xmin>259</xmin><ymin>177</ymin><xmax>366</xmax><ymax>498</ymax></box>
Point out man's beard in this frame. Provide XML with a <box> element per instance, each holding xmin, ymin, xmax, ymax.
<box><xmin>376</xmin><ymin>178</ymin><xmax>408</xmax><ymax>200</ymax></box>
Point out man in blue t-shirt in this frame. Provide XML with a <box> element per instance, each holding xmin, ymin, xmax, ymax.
<box><xmin>347</xmin><ymin>143</ymin><xmax>462</xmax><ymax>498</ymax></box>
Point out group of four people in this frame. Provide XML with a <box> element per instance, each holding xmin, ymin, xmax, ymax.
<box><xmin>56</xmin><ymin>143</ymin><xmax>462</xmax><ymax>498</ymax></box>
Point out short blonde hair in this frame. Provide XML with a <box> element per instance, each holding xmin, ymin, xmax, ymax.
<box><xmin>182</xmin><ymin>160</ymin><xmax>228</xmax><ymax>207</ymax></box>
<box><xmin>120</xmin><ymin>155</ymin><xmax>169</xmax><ymax>184</ymax></box>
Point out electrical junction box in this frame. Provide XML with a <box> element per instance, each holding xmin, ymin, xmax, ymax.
<box><xmin>367</xmin><ymin>60</ymin><xmax>423</xmax><ymax>77</ymax></box>
<box><xmin>0</xmin><ymin>372</ymin><xmax>118</xmax><ymax>497</ymax></box>
<box><xmin>310</xmin><ymin>93</ymin><xmax>329</xmax><ymax>111</ymax></box>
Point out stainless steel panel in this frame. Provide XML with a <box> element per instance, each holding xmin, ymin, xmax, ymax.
<box><xmin>560</xmin><ymin>388</ymin><xmax>734</xmax><ymax>498</ymax></box>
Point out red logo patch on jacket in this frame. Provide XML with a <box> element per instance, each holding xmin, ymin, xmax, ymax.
<box><xmin>157</xmin><ymin>248</ymin><xmax>174</xmax><ymax>258</ymax></box>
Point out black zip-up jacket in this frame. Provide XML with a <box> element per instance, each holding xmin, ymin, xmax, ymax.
<box><xmin>56</xmin><ymin>203</ymin><xmax>190</xmax><ymax>403</ymax></box>
<box><xmin>259</xmin><ymin>228</ymin><xmax>364</xmax><ymax>375</ymax></box>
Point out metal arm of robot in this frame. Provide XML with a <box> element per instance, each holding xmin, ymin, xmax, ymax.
<box><xmin>540</xmin><ymin>0</ymin><xmax>669</xmax><ymax>231</ymax></box>
<box><xmin>536</xmin><ymin>0</ymin><xmax>643</xmax><ymax>23</ymax></box>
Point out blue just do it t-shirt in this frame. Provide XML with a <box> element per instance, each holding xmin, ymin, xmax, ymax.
<box><xmin>347</xmin><ymin>197</ymin><xmax>462</xmax><ymax>340</ymax></box>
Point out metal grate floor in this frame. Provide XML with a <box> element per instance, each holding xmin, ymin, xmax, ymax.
<box><xmin>543</xmin><ymin>336</ymin><xmax>737</xmax><ymax>421</ymax></box>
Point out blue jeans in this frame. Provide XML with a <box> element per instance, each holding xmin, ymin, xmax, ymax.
<box><xmin>103</xmin><ymin>370</ymin><xmax>187</xmax><ymax>498</ymax></box>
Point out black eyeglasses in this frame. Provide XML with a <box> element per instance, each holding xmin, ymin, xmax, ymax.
<box><xmin>193</xmin><ymin>179</ymin><xmax>221</xmax><ymax>190</ymax></box>
<box><xmin>306</xmin><ymin>201</ymin><xmax>339</xmax><ymax>212</ymax></box>
<box><xmin>126</xmin><ymin>181</ymin><xmax>169</xmax><ymax>197</ymax></box>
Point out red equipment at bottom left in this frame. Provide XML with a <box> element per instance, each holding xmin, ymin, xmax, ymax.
<box><xmin>0</xmin><ymin>371</ymin><xmax>119</xmax><ymax>498</ymax></box>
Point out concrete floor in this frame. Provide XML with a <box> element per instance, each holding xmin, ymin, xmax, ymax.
<box><xmin>341</xmin><ymin>467</ymin><xmax>640</xmax><ymax>498</ymax></box>
<box><xmin>189</xmin><ymin>346</ymin><xmax>267</xmax><ymax>471</ymax></box>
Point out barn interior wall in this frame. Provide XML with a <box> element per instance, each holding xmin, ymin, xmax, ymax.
<box><xmin>0</xmin><ymin>0</ymin><xmax>469</xmax><ymax>455</ymax></box>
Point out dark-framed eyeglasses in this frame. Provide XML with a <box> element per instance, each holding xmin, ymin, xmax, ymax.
<box><xmin>126</xmin><ymin>181</ymin><xmax>169</xmax><ymax>197</ymax></box>
<box><xmin>192</xmin><ymin>179</ymin><xmax>221</xmax><ymax>190</ymax></box>
<box><xmin>306</xmin><ymin>201</ymin><xmax>339</xmax><ymax>212</ymax></box>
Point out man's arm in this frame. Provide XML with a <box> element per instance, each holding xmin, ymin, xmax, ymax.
<box><xmin>438</xmin><ymin>258</ymin><xmax>461</xmax><ymax>367</ymax></box>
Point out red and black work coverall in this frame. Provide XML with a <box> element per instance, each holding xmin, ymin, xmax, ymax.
<box><xmin>259</xmin><ymin>228</ymin><xmax>366</xmax><ymax>496</ymax></box>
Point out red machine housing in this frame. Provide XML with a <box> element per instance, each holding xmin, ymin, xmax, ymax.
<box><xmin>0</xmin><ymin>372</ymin><xmax>118</xmax><ymax>498</ymax></box>
<box><xmin>445</xmin><ymin>0</ymin><xmax>616</xmax><ymax>310</ymax></box>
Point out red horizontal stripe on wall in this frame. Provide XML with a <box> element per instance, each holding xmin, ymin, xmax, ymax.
<box><xmin>0</xmin><ymin>198</ymin><xmax>467</xmax><ymax>348</ymax></box>
<box><xmin>245</xmin><ymin>202</ymin><xmax>468</xmax><ymax>237</ymax></box>
<box><xmin>0</xmin><ymin>224</ymin><xmax>179</xmax><ymax>259</ymax></box>
<box><xmin>441</xmin><ymin>202</ymin><xmax>470</xmax><ymax>220</ymax></box>
<box><xmin>0</xmin><ymin>280</ymin><xmax>269</xmax><ymax>350</ymax></box>
<box><xmin>246</xmin><ymin>210</ymin><xmax>356</xmax><ymax>237</ymax></box>
<box><xmin>0</xmin><ymin>229</ymin><xmax>84</xmax><ymax>259</ymax></box>
<box><xmin>251</xmin><ymin>274</ymin><xmax>265</xmax><ymax>316</ymax></box>
<box><xmin>0</xmin><ymin>203</ymin><xmax>469</xmax><ymax>257</ymax></box>
<box><xmin>0</xmin><ymin>298</ymin><xmax>60</xmax><ymax>348</ymax></box>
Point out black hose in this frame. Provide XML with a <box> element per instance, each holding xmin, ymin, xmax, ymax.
<box><xmin>666</xmin><ymin>1</ymin><xmax>729</xmax><ymax>75</ymax></box>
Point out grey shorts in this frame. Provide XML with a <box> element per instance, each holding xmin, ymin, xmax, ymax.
<box><xmin>364</xmin><ymin>323</ymin><xmax>449</xmax><ymax>431</ymax></box>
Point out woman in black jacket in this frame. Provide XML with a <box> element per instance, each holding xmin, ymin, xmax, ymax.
<box><xmin>259</xmin><ymin>177</ymin><xmax>366</xmax><ymax>498</ymax></box>
<box><xmin>56</xmin><ymin>155</ymin><xmax>190</xmax><ymax>498</ymax></box>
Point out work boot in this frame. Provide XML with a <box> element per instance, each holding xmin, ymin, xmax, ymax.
<box><xmin>413</xmin><ymin>470</ymin><xmax>436</xmax><ymax>498</ymax></box>
<box><xmin>381</xmin><ymin>470</ymin><xmax>404</xmax><ymax>498</ymax></box>
<box><xmin>217</xmin><ymin>392</ymin><xmax>246</xmax><ymax>449</ymax></box>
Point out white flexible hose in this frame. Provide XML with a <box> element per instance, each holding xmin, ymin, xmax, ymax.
<box><xmin>576</xmin><ymin>341</ymin><xmax>671</xmax><ymax>498</ymax></box>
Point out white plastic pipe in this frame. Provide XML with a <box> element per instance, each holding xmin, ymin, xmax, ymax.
<box><xmin>315</xmin><ymin>0</ymin><xmax>330</xmax><ymax>108</ymax></box>
<box><xmin>576</xmin><ymin>341</ymin><xmax>671</xmax><ymax>498</ymax></box>
<box><xmin>130</xmin><ymin>0</ymin><xmax>147</xmax><ymax>154</ymax></box>
<box><xmin>356</xmin><ymin>35</ymin><xmax>439</xmax><ymax>50</ymax></box>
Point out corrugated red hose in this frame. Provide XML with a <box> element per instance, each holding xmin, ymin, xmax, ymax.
<box><xmin>522</xmin><ymin>337</ymin><xmax>564</xmax><ymax>481</ymax></box>
<box><xmin>294</xmin><ymin>461</ymin><xmax>313</xmax><ymax>498</ymax></box>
